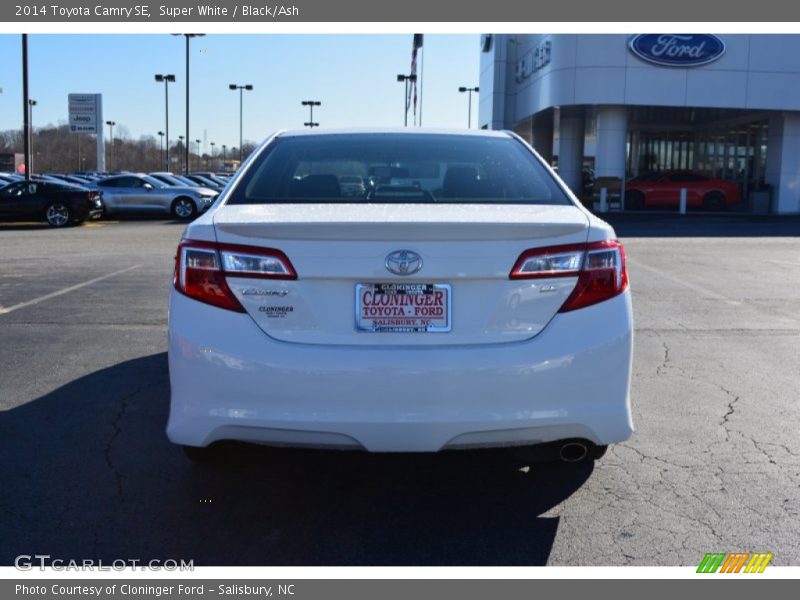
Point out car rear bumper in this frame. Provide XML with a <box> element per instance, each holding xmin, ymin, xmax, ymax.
<box><xmin>167</xmin><ymin>289</ymin><xmax>634</xmax><ymax>452</ymax></box>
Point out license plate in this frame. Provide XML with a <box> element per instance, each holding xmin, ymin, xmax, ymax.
<box><xmin>355</xmin><ymin>283</ymin><xmax>451</xmax><ymax>333</ymax></box>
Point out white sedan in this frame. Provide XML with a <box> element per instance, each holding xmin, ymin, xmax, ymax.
<box><xmin>167</xmin><ymin>129</ymin><xmax>633</xmax><ymax>463</ymax></box>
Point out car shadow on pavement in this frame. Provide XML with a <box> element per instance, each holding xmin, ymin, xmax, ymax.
<box><xmin>98</xmin><ymin>214</ymin><xmax>189</xmax><ymax>225</ymax></box>
<box><xmin>0</xmin><ymin>223</ymin><xmax>55</xmax><ymax>231</ymax></box>
<box><xmin>0</xmin><ymin>216</ymin><xmax>185</xmax><ymax>230</ymax></box>
<box><xmin>0</xmin><ymin>353</ymin><xmax>592</xmax><ymax>566</ymax></box>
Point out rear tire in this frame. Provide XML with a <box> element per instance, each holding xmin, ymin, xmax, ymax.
<box><xmin>703</xmin><ymin>191</ymin><xmax>727</xmax><ymax>211</ymax></box>
<box><xmin>44</xmin><ymin>202</ymin><xmax>71</xmax><ymax>227</ymax></box>
<box><xmin>625</xmin><ymin>191</ymin><xmax>645</xmax><ymax>211</ymax></box>
<box><xmin>171</xmin><ymin>197</ymin><xmax>198</xmax><ymax>221</ymax></box>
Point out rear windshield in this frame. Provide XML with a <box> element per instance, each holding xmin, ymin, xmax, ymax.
<box><xmin>226</xmin><ymin>133</ymin><xmax>571</xmax><ymax>205</ymax></box>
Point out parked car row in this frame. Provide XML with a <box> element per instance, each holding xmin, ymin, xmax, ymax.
<box><xmin>2</xmin><ymin>165</ymin><xmax>741</xmax><ymax>227</ymax></box>
<box><xmin>0</xmin><ymin>170</ymin><xmax>233</xmax><ymax>227</ymax></box>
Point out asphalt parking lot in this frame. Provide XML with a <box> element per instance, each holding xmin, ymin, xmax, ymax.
<box><xmin>1</xmin><ymin>214</ymin><xmax>799</xmax><ymax>566</ymax></box>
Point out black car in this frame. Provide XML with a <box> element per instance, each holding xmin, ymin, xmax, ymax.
<box><xmin>0</xmin><ymin>180</ymin><xmax>104</xmax><ymax>227</ymax></box>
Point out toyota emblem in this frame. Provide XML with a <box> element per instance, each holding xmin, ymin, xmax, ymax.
<box><xmin>385</xmin><ymin>250</ymin><xmax>423</xmax><ymax>276</ymax></box>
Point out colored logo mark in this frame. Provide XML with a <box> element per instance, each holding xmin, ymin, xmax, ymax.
<box><xmin>697</xmin><ymin>552</ymin><xmax>773</xmax><ymax>573</ymax></box>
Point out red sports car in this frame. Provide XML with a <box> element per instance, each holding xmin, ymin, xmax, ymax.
<box><xmin>625</xmin><ymin>171</ymin><xmax>741</xmax><ymax>210</ymax></box>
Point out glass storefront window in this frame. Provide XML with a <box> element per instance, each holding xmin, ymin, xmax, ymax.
<box><xmin>630</xmin><ymin>117</ymin><xmax>768</xmax><ymax>208</ymax></box>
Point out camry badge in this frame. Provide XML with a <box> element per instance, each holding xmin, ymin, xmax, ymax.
<box><xmin>241</xmin><ymin>288</ymin><xmax>288</xmax><ymax>297</ymax></box>
<box><xmin>385</xmin><ymin>250</ymin><xmax>423</xmax><ymax>276</ymax></box>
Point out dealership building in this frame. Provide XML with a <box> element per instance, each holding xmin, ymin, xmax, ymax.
<box><xmin>479</xmin><ymin>34</ymin><xmax>800</xmax><ymax>214</ymax></box>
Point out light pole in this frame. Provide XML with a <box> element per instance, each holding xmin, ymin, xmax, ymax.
<box><xmin>22</xmin><ymin>34</ymin><xmax>30</xmax><ymax>180</ymax></box>
<box><xmin>221</xmin><ymin>144</ymin><xmax>227</xmax><ymax>170</ymax></box>
<box><xmin>194</xmin><ymin>139</ymin><xmax>201</xmax><ymax>171</ymax></box>
<box><xmin>302</xmin><ymin>100</ymin><xmax>321</xmax><ymax>128</ymax></box>
<box><xmin>229</xmin><ymin>83</ymin><xmax>253</xmax><ymax>163</ymax></box>
<box><xmin>209</xmin><ymin>142</ymin><xmax>215</xmax><ymax>170</ymax></box>
<box><xmin>105</xmin><ymin>120</ymin><xmax>116</xmax><ymax>171</ymax></box>
<box><xmin>155</xmin><ymin>74</ymin><xmax>176</xmax><ymax>170</ymax></box>
<box><xmin>396</xmin><ymin>74</ymin><xmax>417</xmax><ymax>127</ymax></box>
<box><xmin>157</xmin><ymin>131</ymin><xmax>165</xmax><ymax>170</ymax></box>
<box><xmin>27</xmin><ymin>98</ymin><xmax>37</xmax><ymax>175</ymax></box>
<box><xmin>178</xmin><ymin>136</ymin><xmax>185</xmax><ymax>173</ymax></box>
<box><xmin>458</xmin><ymin>86</ymin><xmax>479</xmax><ymax>129</ymax></box>
<box><xmin>172</xmin><ymin>34</ymin><xmax>205</xmax><ymax>175</ymax></box>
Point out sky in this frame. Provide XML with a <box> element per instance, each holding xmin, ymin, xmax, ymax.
<box><xmin>0</xmin><ymin>34</ymin><xmax>480</xmax><ymax>154</ymax></box>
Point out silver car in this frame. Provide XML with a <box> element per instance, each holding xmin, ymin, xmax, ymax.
<box><xmin>149</xmin><ymin>172</ymin><xmax>209</xmax><ymax>189</ymax></box>
<box><xmin>94</xmin><ymin>174</ymin><xmax>218</xmax><ymax>220</ymax></box>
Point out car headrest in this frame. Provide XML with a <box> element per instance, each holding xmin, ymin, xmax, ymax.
<box><xmin>442</xmin><ymin>166</ymin><xmax>479</xmax><ymax>198</ymax></box>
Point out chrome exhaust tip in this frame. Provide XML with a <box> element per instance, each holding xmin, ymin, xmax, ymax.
<box><xmin>559</xmin><ymin>441</ymin><xmax>589</xmax><ymax>463</ymax></box>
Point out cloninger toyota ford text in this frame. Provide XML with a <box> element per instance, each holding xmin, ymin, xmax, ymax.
<box><xmin>167</xmin><ymin>130</ymin><xmax>633</xmax><ymax>463</ymax></box>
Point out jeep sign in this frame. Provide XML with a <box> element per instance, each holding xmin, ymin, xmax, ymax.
<box><xmin>68</xmin><ymin>93</ymin><xmax>102</xmax><ymax>133</ymax></box>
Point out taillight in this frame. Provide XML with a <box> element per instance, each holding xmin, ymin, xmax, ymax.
<box><xmin>510</xmin><ymin>240</ymin><xmax>628</xmax><ymax>312</ymax></box>
<box><xmin>174</xmin><ymin>240</ymin><xmax>297</xmax><ymax>312</ymax></box>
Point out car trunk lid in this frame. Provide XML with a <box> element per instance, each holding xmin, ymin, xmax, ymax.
<box><xmin>212</xmin><ymin>203</ymin><xmax>590</xmax><ymax>346</ymax></box>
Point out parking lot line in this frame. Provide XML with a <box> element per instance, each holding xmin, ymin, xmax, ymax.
<box><xmin>769</xmin><ymin>259</ymin><xmax>800</xmax><ymax>266</ymax></box>
<box><xmin>0</xmin><ymin>265</ymin><xmax>142</xmax><ymax>315</ymax></box>
<box><xmin>627</xmin><ymin>258</ymin><xmax>742</xmax><ymax>306</ymax></box>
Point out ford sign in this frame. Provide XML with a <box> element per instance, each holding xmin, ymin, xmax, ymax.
<box><xmin>628</xmin><ymin>34</ymin><xmax>725</xmax><ymax>67</ymax></box>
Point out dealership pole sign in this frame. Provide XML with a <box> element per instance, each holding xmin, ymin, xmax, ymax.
<box><xmin>68</xmin><ymin>93</ymin><xmax>102</xmax><ymax>133</ymax></box>
<box><xmin>628</xmin><ymin>34</ymin><xmax>726</xmax><ymax>67</ymax></box>
<box><xmin>68</xmin><ymin>93</ymin><xmax>105</xmax><ymax>171</ymax></box>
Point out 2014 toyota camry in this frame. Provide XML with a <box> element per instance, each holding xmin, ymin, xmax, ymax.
<box><xmin>167</xmin><ymin>130</ymin><xmax>633</xmax><ymax>463</ymax></box>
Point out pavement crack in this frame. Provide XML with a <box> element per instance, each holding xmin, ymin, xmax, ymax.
<box><xmin>656</xmin><ymin>341</ymin><xmax>671</xmax><ymax>376</ymax></box>
<box><xmin>750</xmin><ymin>440</ymin><xmax>780</xmax><ymax>466</ymax></box>
<box><xmin>718</xmin><ymin>386</ymin><xmax>740</xmax><ymax>442</ymax></box>
<box><xmin>103</xmin><ymin>386</ymin><xmax>141</xmax><ymax>505</ymax></box>
<box><xmin>756</xmin><ymin>441</ymin><xmax>799</xmax><ymax>459</ymax></box>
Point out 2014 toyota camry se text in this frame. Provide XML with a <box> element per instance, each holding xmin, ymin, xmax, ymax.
<box><xmin>167</xmin><ymin>129</ymin><xmax>634</xmax><ymax>463</ymax></box>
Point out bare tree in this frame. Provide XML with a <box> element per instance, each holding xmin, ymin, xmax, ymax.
<box><xmin>1</xmin><ymin>124</ymin><xmax>253</xmax><ymax>174</ymax></box>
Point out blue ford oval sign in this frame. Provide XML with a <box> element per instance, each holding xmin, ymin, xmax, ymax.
<box><xmin>629</xmin><ymin>34</ymin><xmax>725</xmax><ymax>67</ymax></box>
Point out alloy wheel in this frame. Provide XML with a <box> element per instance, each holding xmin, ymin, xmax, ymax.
<box><xmin>174</xmin><ymin>199</ymin><xmax>195</xmax><ymax>219</ymax></box>
<box><xmin>46</xmin><ymin>204</ymin><xmax>70</xmax><ymax>227</ymax></box>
